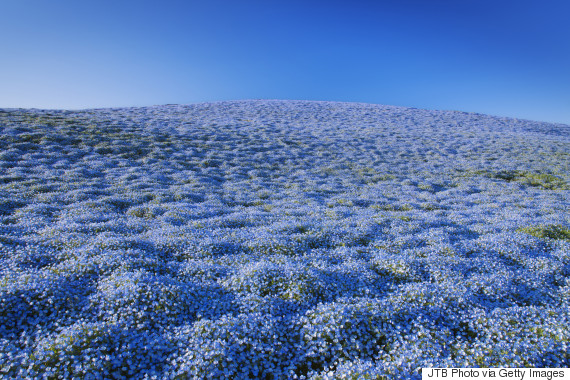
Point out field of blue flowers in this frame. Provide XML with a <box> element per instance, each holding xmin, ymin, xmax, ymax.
<box><xmin>0</xmin><ymin>100</ymin><xmax>569</xmax><ymax>379</ymax></box>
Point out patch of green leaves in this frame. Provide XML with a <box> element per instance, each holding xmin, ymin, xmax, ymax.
<box><xmin>483</xmin><ymin>170</ymin><xmax>567</xmax><ymax>190</ymax></box>
<box><xmin>517</xmin><ymin>224</ymin><xmax>570</xmax><ymax>241</ymax></box>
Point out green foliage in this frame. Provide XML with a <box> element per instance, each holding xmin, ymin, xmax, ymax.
<box><xmin>517</xmin><ymin>224</ymin><xmax>570</xmax><ymax>241</ymax></box>
<box><xmin>477</xmin><ymin>170</ymin><xmax>568</xmax><ymax>190</ymax></box>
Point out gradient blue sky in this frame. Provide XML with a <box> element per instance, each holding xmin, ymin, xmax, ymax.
<box><xmin>1</xmin><ymin>0</ymin><xmax>569</xmax><ymax>124</ymax></box>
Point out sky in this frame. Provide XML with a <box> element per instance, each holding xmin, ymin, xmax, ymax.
<box><xmin>1</xmin><ymin>0</ymin><xmax>569</xmax><ymax>124</ymax></box>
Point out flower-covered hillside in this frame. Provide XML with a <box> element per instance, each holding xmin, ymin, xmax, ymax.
<box><xmin>0</xmin><ymin>100</ymin><xmax>569</xmax><ymax>379</ymax></box>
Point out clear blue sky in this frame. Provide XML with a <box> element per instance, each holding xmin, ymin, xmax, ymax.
<box><xmin>1</xmin><ymin>0</ymin><xmax>569</xmax><ymax>124</ymax></box>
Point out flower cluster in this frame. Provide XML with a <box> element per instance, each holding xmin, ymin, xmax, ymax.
<box><xmin>0</xmin><ymin>100</ymin><xmax>568</xmax><ymax>378</ymax></box>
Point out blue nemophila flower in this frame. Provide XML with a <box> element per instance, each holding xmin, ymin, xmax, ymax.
<box><xmin>168</xmin><ymin>313</ymin><xmax>299</xmax><ymax>379</ymax></box>
<box><xmin>87</xmin><ymin>268</ymin><xmax>234</xmax><ymax>330</ymax></box>
<box><xmin>222</xmin><ymin>260</ymin><xmax>330</xmax><ymax>303</ymax></box>
<box><xmin>12</xmin><ymin>321</ymin><xmax>173</xmax><ymax>379</ymax></box>
<box><xmin>0</xmin><ymin>100</ymin><xmax>568</xmax><ymax>378</ymax></box>
<box><xmin>294</xmin><ymin>298</ymin><xmax>393</xmax><ymax>376</ymax></box>
<box><xmin>0</xmin><ymin>268</ymin><xmax>91</xmax><ymax>339</ymax></box>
